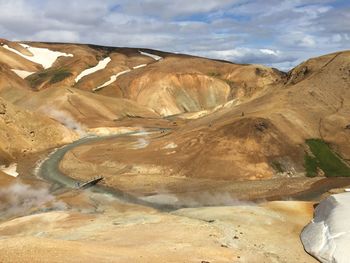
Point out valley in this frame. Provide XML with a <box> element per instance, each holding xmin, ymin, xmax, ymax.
<box><xmin>0</xmin><ymin>39</ymin><xmax>349</xmax><ymax>262</ymax></box>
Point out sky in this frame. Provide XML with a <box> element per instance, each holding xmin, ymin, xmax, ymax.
<box><xmin>0</xmin><ymin>0</ymin><xmax>349</xmax><ymax>71</ymax></box>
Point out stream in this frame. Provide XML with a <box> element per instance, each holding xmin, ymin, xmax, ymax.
<box><xmin>37</xmin><ymin>130</ymin><xmax>176</xmax><ymax>211</ymax></box>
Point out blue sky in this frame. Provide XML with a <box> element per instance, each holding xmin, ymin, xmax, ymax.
<box><xmin>0</xmin><ymin>0</ymin><xmax>349</xmax><ymax>71</ymax></box>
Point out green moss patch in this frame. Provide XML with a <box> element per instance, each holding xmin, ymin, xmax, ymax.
<box><xmin>27</xmin><ymin>68</ymin><xmax>72</xmax><ymax>88</ymax></box>
<box><xmin>50</xmin><ymin>69</ymin><xmax>72</xmax><ymax>84</ymax></box>
<box><xmin>304</xmin><ymin>139</ymin><xmax>350</xmax><ymax>177</ymax></box>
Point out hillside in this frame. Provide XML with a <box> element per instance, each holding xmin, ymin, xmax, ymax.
<box><xmin>59</xmin><ymin>51</ymin><xmax>350</xmax><ymax>196</ymax></box>
<box><xmin>0</xmin><ymin>39</ymin><xmax>349</xmax><ymax>182</ymax></box>
<box><xmin>0</xmin><ymin>38</ymin><xmax>349</xmax><ymax>263</ymax></box>
<box><xmin>0</xmin><ymin>97</ymin><xmax>77</xmax><ymax>164</ymax></box>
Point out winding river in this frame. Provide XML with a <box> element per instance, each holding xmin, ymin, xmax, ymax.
<box><xmin>37</xmin><ymin>130</ymin><xmax>176</xmax><ymax>211</ymax></box>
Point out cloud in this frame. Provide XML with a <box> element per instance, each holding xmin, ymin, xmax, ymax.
<box><xmin>33</xmin><ymin>30</ymin><xmax>80</xmax><ymax>43</ymax></box>
<box><xmin>0</xmin><ymin>0</ymin><xmax>348</xmax><ymax>70</ymax></box>
<box><xmin>194</xmin><ymin>48</ymin><xmax>298</xmax><ymax>66</ymax></box>
<box><xmin>120</xmin><ymin>0</ymin><xmax>239</xmax><ymax>19</ymax></box>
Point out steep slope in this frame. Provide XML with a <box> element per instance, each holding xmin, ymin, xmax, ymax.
<box><xmin>1</xmin><ymin>39</ymin><xmax>284</xmax><ymax>117</ymax></box>
<box><xmin>96</xmin><ymin>56</ymin><xmax>284</xmax><ymax>116</ymax></box>
<box><xmin>157</xmin><ymin>50</ymin><xmax>350</xmax><ymax>179</ymax></box>
<box><xmin>284</xmin><ymin>51</ymin><xmax>350</xmax><ymax>159</ymax></box>
<box><xmin>0</xmin><ymin>97</ymin><xmax>77</xmax><ymax>164</ymax></box>
<box><xmin>0</xmin><ymin>64</ymin><xmax>31</xmax><ymax>103</ymax></box>
<box><xmin>16</xmin><ymin>87</ymin><xmax>160</xmax><ymax>133</ymax></box>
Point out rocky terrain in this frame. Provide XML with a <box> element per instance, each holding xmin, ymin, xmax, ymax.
<box><xmin>0</xmin><ymin>39</ymin><xmax>349</xmax><ymax>262</ymax></box>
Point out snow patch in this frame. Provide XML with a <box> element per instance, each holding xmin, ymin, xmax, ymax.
<box><xmin>133</xmin><ymin>64</ymin><xmax>147</xmax><ymax>69</ymax></box>
<box><xmin>0</xmin><ymin>163</ymin><xmax>19</xmax><ymax>177</ymax></box>
<box><xmin>11</xmin><ymin>69</ymin><xmax>34</xmax><ymax>78</ymax></box>
<box><xmin>139</xmin><ymin>50</ymin><xmax>162</xmax><ymax>61</ymax></box>
<box><xmin>75</xmin><ymin>57</ymin><xmax>111</xmax><ymax>82</ymax></box>
<box><xmin>301</xmin><ymin>193</ymin><xmax>350</xmax><ymax>263</ymax></box>
<box><xmin>92</xmin><ymin>69</ymin><xmax>131</xmax><ymax>92</ymax></box>
<box><xmin>3</xmin><ymin>44</ymin><xmax>73</xmax><ymax>69</ymax></box>
<box><xmin>163</xmin><ymin>142</ymin><xmax>177</xmax><ymax>149</ymax></box>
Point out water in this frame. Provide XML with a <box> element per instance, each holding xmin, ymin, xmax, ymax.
<box><xmin>37</xmin><ymin>130</ymin><xmax>175</xmax><ymax>211</ymax></box>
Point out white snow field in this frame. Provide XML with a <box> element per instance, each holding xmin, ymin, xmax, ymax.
<box><xmin>92</xmin><ymin>69</ymin><xmax>131</xmax><ymax>92</ymax></box>
<box><xmin>133</xmin><ymin>64</ymin><xmax>147</xmax><ymax>69</ymax></box>
<box><xmin>301</xmin><ymin>192</ymin><xmax>350</xmax><ymax>263</ymax></box>
<box><xmin>89</xmin><ymin>50</ymin><xmax>163</xmax><ymax>92</ymax></box>
<box><xmin>11</xmin><ymin>69</ymin><xmax>34</xmax><ymax>78</ymax></box>
<box><xmin>0</xmin><ymin>163</ymin><xmax>19</xmax><ymax>177</ymax></box>
<box><xmin>3</xmin><ymin>44</ymin><xmax>73</xmax><ymax>69</ymax></box>
<box><xmin>139</xmin><ymin>50</ymin><xmax>162</xmax><ymax>61</ymax></box>
<box><xmin>163</xmin><ymin>142</ymin><xmax>178</xmax><ymax>149</ymax></box>
<box><xmin>75</xmin><ymin>57</ymin><xmax>111</xmax><ymax>82</ymax></box>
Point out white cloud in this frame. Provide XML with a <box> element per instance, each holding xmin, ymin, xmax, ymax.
<box><xmin>0</xmin><ymin>0</ymin><xmax>348</xmax><ymax>70</ymax></box>
<box><xmin>120</xmin><ymin>0</ymin><xmax>239</xmax><ymax>18</ymax></box>
<box><xmin>279</xmin><ymin>32</ymin><xmax>317</xmax><ymax>48</ymax></box>
<box><xmin>194</xmin><ymin>47</ymin><xmax>296</xmax><ymax>65</ymax></box>
<box><xmin>32</xmin><ymin>30</ymin><xmax>80</xmax><ymax>43</ymax></box>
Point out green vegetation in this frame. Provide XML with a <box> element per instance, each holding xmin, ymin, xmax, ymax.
<box><xmin>49</xmin><ymin>69</ymin><xmax>72</xmax><ymax>84</ymax></box>
<box><xmin>304</xmin><ymin>139</ymin><xmax>350</xmax><ymax>177</ymax></box>
<box><xmin>27</xmin><ymin>68</ymin><xmax>72</xmax><ymax>88</ymax></box>
<box><xmin>27</xmin><ymin>71</ymin><xmax>49</xmax><ymax>88</ymax></box>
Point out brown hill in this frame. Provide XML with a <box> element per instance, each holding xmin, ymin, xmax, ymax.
<box><xmin>58</xmin><ymin>50</ymin><xmax>350</xmax><ymax>198</ymax></box>
<box><xmin>16</xmin><ymin>86</ymin><xmax>159</xmax><ymax>130</ymax></box>
<box><xmin>0</xmin><ymin>38</ymin><xmax>348</xmax><ymax>263</ymax></box>
<box><xmin>0</xmin><ymin>38</ymin><xmax>349</xmax><ymax>186</ymax></box>
<box><xmin>0</xmin><ymin>97</ymin><xmax>77</xmax><ymax>163</ymax></box>
<box><xmin>1</xmin><ymin>40</ymin><xmax>284</xmax><ymax>116</ymax></box>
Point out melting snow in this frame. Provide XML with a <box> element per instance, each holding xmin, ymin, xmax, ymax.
<box><xmin>75</xmin><ymin>57</ymin><xmax>111</xmax><ymax>82</ymax></box>
<box><xmin>163</xmin><ymin>142</ymin><xmax>177</xmax><ymax>149</ymax></box>
<box><xmin>139</xmin><ymin>50</ymin><xmax>162</xmax><ymax>61</ymax></box>
<box><xmin>3</xmin><ymin>44</ymin><xmax>73</xmax><ymax>69</ymax></box>
<box><xmin>93</xmin><ymin>69</ymin><xmax>131</xmax><ymax>92</ymax></box>
<box><xmin>133</xmin><ymin>64</ymin><xmax>147</xmax><ymax>69</ymax></box>
<box><xmin>0</xmin><ymin>163</ymin><xmax>19</xmax><ymax>177</ymax></box>
<box><xmin>11</xmin><ymin>69</ymin><xmax>34</xmax><ymax>78</ymax></box>
<box><xmin>301</xmin><ymin>193</ymin><xmax>350</xmax><ymax>263</ymax></box>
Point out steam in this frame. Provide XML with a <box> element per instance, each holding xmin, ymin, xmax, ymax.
<box><xmin>130</xmin><ymin>128</ymin><xmax>151</xmax><ymax>149</ymax></box>
<box><xmin>0</xmin><ymin>183</ymin><xmax>66</xmax><ymax>219</ymax></box>
<box><xmin>42</xmin><ymin>107</ymin><xmax>87</xmax><ymax>137</ymax></box>
<box><xmin>131</xmin><ymin>138</ymin><xmax>149</xmax><ymax>149</ymax></box>
<box><xmin>141</xmin><ymin>192</ymin><xmax>255</xmax><ymax>208</ymax></box>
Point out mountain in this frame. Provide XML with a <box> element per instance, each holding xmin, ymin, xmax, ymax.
<box><xmin>0</xmin><ymin>39</ymin><xmax>349</xmax><ymax>180</ymax></box>
<box><xmin>1</xmin><ymin>38</ymin><xmax>349</xmax><ymax>263</ymax></box>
